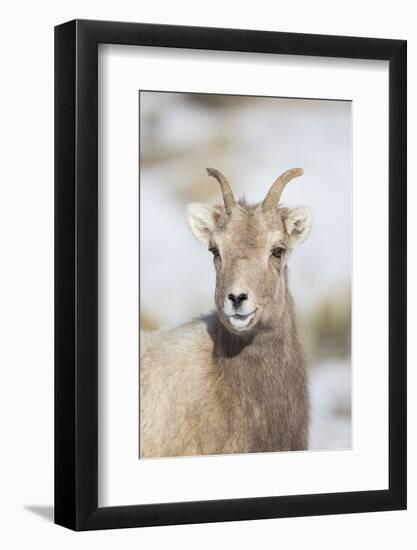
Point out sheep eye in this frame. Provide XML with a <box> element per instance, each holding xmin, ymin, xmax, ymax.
<box><xmin>209</xmin><ymin>246</ymin><xmax>220</xmax><ymax>258</ymax></box>
<box><xmin>271</xmin><ymin>247</ymin><xmax>284</xmax><ymax>259</ymax></box>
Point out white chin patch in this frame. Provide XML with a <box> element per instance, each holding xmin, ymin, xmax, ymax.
<box><xmin>228</xmin><ymin>311</ymin><xmax>256</xmax><ymax>331</ymax></box>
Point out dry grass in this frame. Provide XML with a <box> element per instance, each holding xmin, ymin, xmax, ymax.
<box><xmin>299</xmin><ymin>283</ymin><xmax>351</xmax><ymax>363</ymax></box>
<box><xmin>140</xmin><ymin>312</ymin><xmax>159</xmax><ymax>331</ymax></box>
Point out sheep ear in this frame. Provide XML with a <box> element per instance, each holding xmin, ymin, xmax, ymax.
<box><xmin>284</xmin><ymin>207</ymin><xmax>312</xmax><ymax>246</ymax></box>
<box><xmin>187</xmin><ymin>203</ymin><xmax>224</xmax><ymax>244</ymax></box>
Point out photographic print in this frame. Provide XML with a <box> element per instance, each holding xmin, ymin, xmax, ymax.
<box><xmin>55</xmin><ymin>21</ymin><xmax>406</xmax><ymax>529</ymax></box>
<box><xmin>139</xmin><ymin>91</ymin><xmax>352</xmax><ymax>459</ymax></box>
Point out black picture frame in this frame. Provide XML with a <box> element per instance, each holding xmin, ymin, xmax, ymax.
<box><xmin>55</xmin><ymin>19</ymin><xmax>407</xmax><ymax>531</ymax></box>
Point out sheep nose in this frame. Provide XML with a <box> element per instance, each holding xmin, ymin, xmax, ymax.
<box><xmin>228</xmin><ymin>292</ymin><xmax>248</xmax><ymax>308</ymax></box>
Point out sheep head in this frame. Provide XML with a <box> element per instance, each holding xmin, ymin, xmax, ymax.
<box><xmin>187</xmin><ymin>168</ymin><xmax>311</xmax><ymax>334</ymax></box>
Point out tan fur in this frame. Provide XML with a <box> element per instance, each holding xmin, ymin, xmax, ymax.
<box><xmin>140</xmin><ymin>177</ymin><xmax>312</xmax><ymax>458</ymax></box>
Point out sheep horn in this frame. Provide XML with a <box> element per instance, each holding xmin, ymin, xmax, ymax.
<box><xmin>206</xmin><ymin>167</ymin><xmax>236</xmax><ymax>214</ymax></box>
<box><xmin>262</xmin><ymin>168</ymin><xmax>304</xmax><ymax>211</ymax></box>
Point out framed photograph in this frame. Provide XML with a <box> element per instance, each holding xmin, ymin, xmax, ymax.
<box><xmin>55</xmin><ymin>19</ymin><xmax>406</xmax><ymax>530</ymax></box>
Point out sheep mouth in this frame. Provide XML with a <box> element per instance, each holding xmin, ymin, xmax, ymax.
<box><xmin>226</xmin><ymin>309</ymin><xmax>258</xmax><ymax>331</ymax></box>
<box><xmin>228</xmin><ymin>310</ymin><xmax>257</xmax><ymax>320</ymax></box>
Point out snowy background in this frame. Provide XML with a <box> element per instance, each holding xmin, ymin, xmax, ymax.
<box><xmin>140</xmin><ymin>91</ymin><xmax>352</xmax><ymax>450</ymax></box>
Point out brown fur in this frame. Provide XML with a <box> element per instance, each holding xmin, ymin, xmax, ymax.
<box><xmin>140</xmin><ymin>189</ymin><xmax>312</xmax><ymax>458</ymax></box>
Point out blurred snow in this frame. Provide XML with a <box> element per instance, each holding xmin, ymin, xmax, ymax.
<box><xmin>309</xmin><ymin>361</ymin><xmax>352</xmax><ymax>450</ymax></box>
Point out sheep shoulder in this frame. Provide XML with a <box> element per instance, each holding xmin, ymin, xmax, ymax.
<box><xmin>140</xmin><ymin>314</ymin><xmax>221</xmax><ymax>458</ymax></box>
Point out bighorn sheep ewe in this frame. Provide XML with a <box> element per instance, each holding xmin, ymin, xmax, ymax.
<box><xmin>140</xmin><ymin>168</ymin><xmax>312</xmax><ymax>458</ymax></box>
